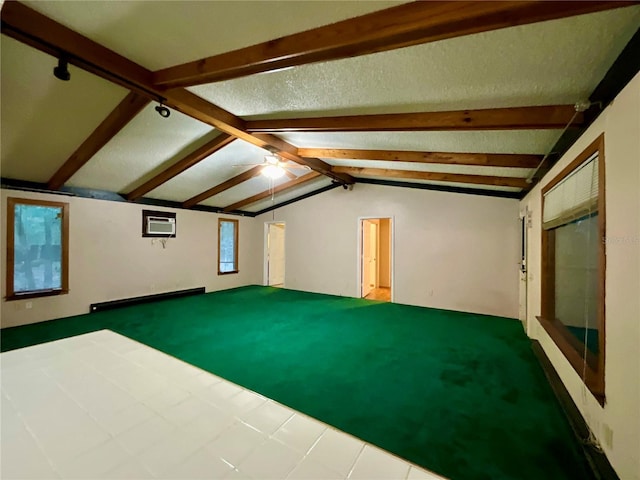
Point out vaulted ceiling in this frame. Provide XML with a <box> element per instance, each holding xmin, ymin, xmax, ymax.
<box><xmin>2</xmin><ymin>1</ymin><xmax>639</xmax><ymax>214</ymax></box>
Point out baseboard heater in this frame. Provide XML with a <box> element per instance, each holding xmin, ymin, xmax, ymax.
<box><xmin>90</xmin><ymin>287</ymin><xmax>205</xmax><ymax>313</ymax></box>
<box><xmin>530</xmin><ymin>340</ymin><xmax>618</xmax><ymax>480</ymax></box>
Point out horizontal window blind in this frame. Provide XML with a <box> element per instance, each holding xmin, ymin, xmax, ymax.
<box><xmin>543</xmin><ymin>153</ymin><xmax>598</xmax><ymax>230</ymax></box>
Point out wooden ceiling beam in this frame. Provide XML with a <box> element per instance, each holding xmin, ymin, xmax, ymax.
<box><xmin>1</xmin><ymin>2</ymin><xmax>353</xmax><ymax>187</ymax></box>
<box><xmin>249</xmin><ymin>133</ymin><xmax>351</xmax><ymax>183</ymax></box>
<box><xmin>47</xmin><ymin>92</ymin><xmax>150</xmax><ymax>190</ymax></box>
<box><xmin>332</xmin><ymin>166</ymin><xmax>529</xmax><ymax>189</ymax></box>
<box><xmin>152</xmin><ymin>1</ymin><xmax>636</xmax><ymax>88</ymax></box>
<box><xmin>298</xmin><ymin>148</ymin><xmax>542</xmax><ymax>168</ymax></box>
<box><xmin>126</xmin><ymin>134</ymin><xmax>236</xmax><ymax>201</ymax></box>
<box><xmin>161</xmin><ymin>93</ymin><xmax>352</xmax><ymax>185</ymax></box>
<box><xmin>223</xmin><ymin>172</ymin><xmax>322</xmax><ymax>212</ymax></box>
<box><xmin>183</xmin><ymin>166</ymin><xmax>264</xmax><ymax>208</ymax></box>
<box><xmin>246</xmin><ymin>106</ymin><xmax>582</xmax><ymax>133</ymax></box>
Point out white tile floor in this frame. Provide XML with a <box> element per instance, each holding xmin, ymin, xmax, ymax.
<box><xmin>1</xmin><ymin>330</ymin><xmax>447</xmax><ymax>480</ymax></box>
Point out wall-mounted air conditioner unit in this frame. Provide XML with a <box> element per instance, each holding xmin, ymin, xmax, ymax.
<box><xmin>147</xmin><ymin>216</ymin><xmax>175</xmax><ymax>236</ymax></box>
<box><xmin>142</xmin><ymin>209</ymin><xmax>176</xmax><ymax>237</ymax></box>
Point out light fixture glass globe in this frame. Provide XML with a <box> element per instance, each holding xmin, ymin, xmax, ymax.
<box><xmin>262</xmin><ymin>164</ymin><xmax>286</xmax><ymax>179</ymax></box>
<box><xmin>264</xmin><ymin>154</ymin><xmax>280</xmax><ymax>165</ymax></box>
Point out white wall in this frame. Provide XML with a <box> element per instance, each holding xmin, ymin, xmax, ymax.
<box><xmin>257</xmin><ymin>184</ymin><xmax>520</xmax><ymax>318</ymax></box>
<box><xmin>1</xmin><ymin>189</ymin><xmax>262</xmax><ymax>327</ymax></box>
<box><xmin>267</xmin><ymin>223</ymin><xmax>285</xmax><ymax>286</ymax></box>
<box><xmin>520</xmin><ymin>72</ymin><xmax>640</xmax><ymax>479</ymax></box>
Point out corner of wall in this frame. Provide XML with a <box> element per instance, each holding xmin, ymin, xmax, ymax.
<box><xmin>519</xmin><ymin>72</ymin><xmax>640</xmax><ymax>479</ymax></box>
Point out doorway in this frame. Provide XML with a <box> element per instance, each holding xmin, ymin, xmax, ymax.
<box><xmin>360</xmin><ymin>218</ymin><xmax>392</xmax><ymax>302</ymax></box>
<box><xmin>519</xmin><ymin>209</ymin><xmax>529</xmax><ymax>331</ymax></box>
<box><xmin>265</xmin><ymin>222</ymin><xmax>285</xmax><ymax>287</ymax></box>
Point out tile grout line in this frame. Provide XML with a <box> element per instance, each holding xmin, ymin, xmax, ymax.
<box><xmin>37</xmin><ymin>341</ymin><xmax>130</xmax><ymax>475</ymax></box>
<box><xmin>137</xmin><ymin>337</ymin><xmax>442</xmax><ymax>478</ymax></box>
<box><xmin>346</xmin><ymin>442</ymin><xmax>368</xmax><ymax>479</ymax></box>
<box><xmin>3</xmin><ymin>330</ymin><xmax>445</xmax><ymax>480</ymax></box>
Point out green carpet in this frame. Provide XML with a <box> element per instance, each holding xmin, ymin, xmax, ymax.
<box><xmin>1</xmin><ymin>286</ymin><xmax>590</xmax><ymax>480</ymax></box>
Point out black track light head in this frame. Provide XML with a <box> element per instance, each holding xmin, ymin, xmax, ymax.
<box><xmin>53</xmin><ymin>57</ymin><xmax>70</xmax><ymax>81</ymax></box>
<box><xmin>155</xmin><ymin>104</ymin><xmax>171</xmax><ymax>118</ymax></box>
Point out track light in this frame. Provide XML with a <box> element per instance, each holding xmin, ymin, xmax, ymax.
<box><xmin>53</xmin><ymin>57</ymin><xmax>70</xmax><ymax>81</ymax></box>
<box><xmin>155</xmin><ymin>103</ymin><xmax>171</xmax><ymax>118</ymax></box>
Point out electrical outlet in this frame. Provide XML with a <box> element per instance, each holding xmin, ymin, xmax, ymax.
<box><xmin>25</xmin><ymin>301</ymin><xmax>32</xmax><ymax>309</ymax></box>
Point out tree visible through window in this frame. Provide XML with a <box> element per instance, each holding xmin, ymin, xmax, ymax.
<box><xmin>7</xmin><ymin>198</ymin><xmax>69</xmax><ymax>299</ymax></box>
<box><xmin>218</xmin><ymin>218</ymin><xmax>238</xmax><ymax>274</ymax></box>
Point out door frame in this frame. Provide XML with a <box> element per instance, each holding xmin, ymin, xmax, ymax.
<box><xmin>263</xmin><ymin>221</ymin><xmax>286</xmax><ymax>286</ymax></box>
<box><xmin>357</xmin><ymin>216</ymin><xmax>395</xmax><ymax>301</ymax></box>
<box><xmin>519</xmin><ymin>208</ymin><xmax>530</xmax><ymax>331</ymax></box>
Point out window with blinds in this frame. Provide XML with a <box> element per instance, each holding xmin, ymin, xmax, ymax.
<box><xmin>543</xmin><ymin>153</ymin><xmax>599</xmax><ymax>230</ymax></box>
<box><xmin>539</xmin><ymin>134</ymin><xmax>606</xmax><ymax>402</ymax></box>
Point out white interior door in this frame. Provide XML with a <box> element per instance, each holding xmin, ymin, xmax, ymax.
<box><xmin>369</xmin><ymin>222</ymin><xmax>378</xmax><ymax>289</ymax></box>
<box><xmin>267</xmin><ymin>223</ymin><xmax>285</xmax><ymax>286</ymax></box>
<box><xmin>362</xmin><ymin>220</ymin><xmax>378</xmax><ymax>297</ymax></box>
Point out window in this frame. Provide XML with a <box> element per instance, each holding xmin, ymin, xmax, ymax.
<box><xmin>218</xmin><ymin>218</ymin><xmax>238</xmax><ymax>274</ymax></box>
<box><xmin>6</xmin><ymin>198</ymin><xmax>69</xmax><ymax>299</ymax></box>
<box><xmin>539</xmin><ymin>134</ymin><xmax>605</xmax><ymax>403</ymax></box>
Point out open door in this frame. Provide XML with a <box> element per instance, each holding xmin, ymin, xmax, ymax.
<box><xmin>266</xmin><ymin>222</ymin><xmax>285</xmax><ymax>287</ymax></box>
<box><xmin>362</xmin><ymin>220</ymin><xmax>378</xmax><ymax>297</ymax></box>
<box><xmin>361</xmin><ymin>218</ymin><xmax>392</xmax><ymax>301</ymax></box>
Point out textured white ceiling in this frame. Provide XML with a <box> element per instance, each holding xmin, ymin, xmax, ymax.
<box><xmin>280</xmin><ymin>130</ymin><xmax>562</xmax><ymax>155</ymax></box>
<box><xmin>3</xmin><ymin>4</ymin><xmax>638</xmax><ymax>209</ymax></box>
<box><xmin>246</xmin><ymin>177</ymin><xmax>333</xmax><ymax>213</ymax></box>
<box><xmin>147</xmin><ymin>140</ymin><xmax>272</xmax><ymax>202</ymax></box>
<box><xmin>66</xmin><ymin>105</ymin><xmax>214</xmax><ymax>193</ymax></box>
<box><xmin>0</xmin><ymin>36</ymin><xmax>127</xmax><ymax>183</ymax></box>
<box><xmin>191</xmin><ymin>7</ymin><xmax>640</xmax><ymax>117</ymax></box>
<box><xmin>23</xmin><ymin>1</ymin><xmax>404</xmax><ymax>71</ymax></box>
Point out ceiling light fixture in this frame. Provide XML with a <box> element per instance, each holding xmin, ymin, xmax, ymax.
<box><xmin>264</xmin><ymin>154</ymin><xmax>280</xmax><ymax>165</ymax></box>
<box><xmin>155</xmin><ymin>103</ymin><xmax>171</xmax><ymax>118</ymax></box>
<box><xmin>262</xmin><ymin>164</ymin><xmax>286</xmax><ymax>179</ymax></box>
<box><xmin>261</xmin><ymin>154</ymin><xmax>286</xmax><ymax>179</ymax></box>
<box><xmin>53</xmin><ymin>57</ymin><xmax>70</xmax><ymax>81</ymax></box>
